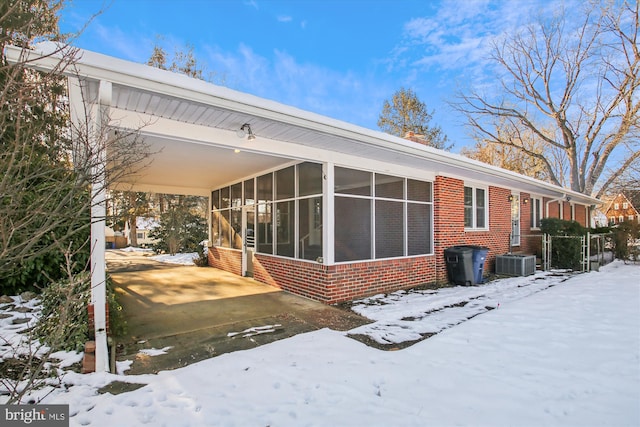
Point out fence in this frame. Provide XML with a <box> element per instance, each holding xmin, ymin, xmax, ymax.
<box><xmin>542</xmin><ymin>233</ymin><xmax>614</xmax><ymax>272</ymax></box>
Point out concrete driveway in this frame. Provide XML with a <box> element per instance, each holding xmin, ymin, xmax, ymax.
<box><xmin>106</xmin><ymin>250</ymin><xmax>370</xmax><ymax>375</ymax></box>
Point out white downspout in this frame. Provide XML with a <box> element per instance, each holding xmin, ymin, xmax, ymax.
<box><xmin>545</xmin><ymin>194</ymin><xmax>567</xmax><ymax>219</ymax></box>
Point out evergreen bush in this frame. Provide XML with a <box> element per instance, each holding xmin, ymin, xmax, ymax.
<box><xmin>34</xmin><ymin>273</ymin><xmax>126</xmax><ymax>352</ymax></box>
<box><xmin>540</xmin><ymin>218</ymin><xmax>586</xmax><ymax>270</ymax></box>
<box><xmin>612</xmin><ymin>221</ymin><xmax>640</xmax><ymax>261</ymax></box>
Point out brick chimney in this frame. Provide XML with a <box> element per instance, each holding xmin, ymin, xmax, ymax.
<box><xmin>404</xmin><ymin>131</ymin><xmax>428</xmax><ymax>145</ymax></box>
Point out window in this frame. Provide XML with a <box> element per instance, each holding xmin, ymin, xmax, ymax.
<box><xmin>619</xmin><ymin>215</ymin><xmax>624</xmax><ymax>223</ymax></box>
<box><xmin>629</xmin><ymin>215</ymin><xmax>635</xmax><ymax>222</ymax></box>
<box><xmin>137</xmin><ymin>232</ymin><xmax>144</xmax><ymax>239</ymax></box>
<box><xmin>299</xmin><ymin>162</ymin><xmax>322</xmax><ymax>196</ymax></box>
<box><xmin>376</xmin><ymin>199</ymin><xmax>404</xmax><ymax>258</ymax></box>
<box><xmin>210</xmin><ymin>162</ymin><xmax>323</xmax><ymax>261</ymax></box>
<box><xmin>335</xmin><ymin>197</ymin><xmax>372</xmax><ymax>261</ymax></box>
<box><xmin>299</xmin><ymin>197</ymin><xmax>322</xmax><ymax>260</ymax></box>
<box><xmin>334</xmin><ymin>167</ymin><xmax>433</xmax><ymax>262</ymax></box>
<box><xmin>335</xmin><ymin>167</ymin><xmax>371</xmax><ymax>196</ymax></box>
<box><xmin>530</xmin><ymin>197</ymin><xmax>542</xmax><ymax>229</ymax></box>
<box><xmin>257</xmin><ymin>173</ymin><xmax>273</xmax><ymax>254</ymax></box>
<box><xmin>220</xmin><ymin>186</ymin><xmax>230</xmax><ymax>209</ymax></box>
<box><xmin>276</xmin><ymin>201</ymin><xmax>294</xmax><ymax>257</ymax></box>
<box><xmin>298</xmin><ymin>163</ymin><xmax>323</xmax><ymax>260</ymax></box>
<box><xmin>276</xmin><ymin>166</ymin><xmax>295</xmax><ymax>200</ymax></box>
<box><xmin>614</xmin><ymin>203</ymin><xmax>619</xmax><ymax>210</ymax></box>
<box><xmin>623</xmin><ymin>202</ymin><xmax>629</xmax><ymax>209</ymax></box>
<box><xmin>464</xmin><ymin>185</ymin><xmax>487</xmax><ymax>229</ymax></box>
<box><xmin>243</xmin><ymin>179</ymin><xmax>255</xmax><ymax>205</ymax></box>
<box><xmin>211</xmin><ymin>189</ymin><xmax>220</xmax><ymax>210</ymax></box>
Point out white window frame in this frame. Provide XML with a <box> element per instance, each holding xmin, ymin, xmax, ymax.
<box><xmin>614</xmin><ymin>203</ymin><xmax>620</xmax><ymax>210</ymax></box>
<box><xmin>623</xmin><ymin>202</ymin><xmax>629</xmax><ymax>209</ymax></box>
<box><xmin>530</xmin><ymin>196</ymin><xmax>543</xmax><ymax>229</ymax></box>
<box><xmin>619</xmin><ymin>215</ymin><xmax>624</xmax><ymax>223</ymax></box>
<box><xmin>629</xmin><ymin>215</ymin><xmax>635</xmax><ymax>222</ymax></box>
<box><xmin>464</xmin><ymin>184</ymin><xmax>489</xmax><ymax>231</ymax></box>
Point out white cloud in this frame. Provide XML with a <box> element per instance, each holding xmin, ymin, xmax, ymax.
<box><xmin>243</xmin><ymin>0</ymin><xmax>259</xmax><ymax>11</ymax></box>
<box><xmin>201</xmin><ymin>43</ymin><xmax>390</xmax><ymax>128</ymax></box>
<box><xmin>386</xmin><ymin>0</ymin><xmax>585</xmax><ymax>98</ymax></box>
<box><xmin>402</xmin><ymin>0</ymin><xmax>585</xmax><ymax>73</ymax></box>
<box><xmin>277</xmin><ymin>15</ymin><xmax>293</xmax><ymax>23</ymax></box>
<box><xmin>93</xmin><ymin>23</ymin><xmax>154</xmax><ymax>62</ymax></box>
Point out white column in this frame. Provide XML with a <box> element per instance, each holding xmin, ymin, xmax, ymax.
<box><xmin>90</xmin><ymin>80</ymin><xmax>112</xmax><ymax>373</ymax></box>
<box><xmin>324</xmin><ymin>162</ymin><xmax>334</xmax><ymax>265</ymax></box>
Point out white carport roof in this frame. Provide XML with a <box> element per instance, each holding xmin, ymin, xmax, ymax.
<box><xmin>6</xmin><ymin>42</ymin><xmax>599</xmax><ymax>205</ymax></box>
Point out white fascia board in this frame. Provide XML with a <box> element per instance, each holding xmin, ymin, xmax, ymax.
<box><xmin>5</xmin><ymin>43</ymin><xmax>600</xmax><ymax>207</ymax></box>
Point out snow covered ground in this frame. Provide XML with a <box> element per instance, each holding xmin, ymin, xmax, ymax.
<box><xmin>1</xmin><ymin>261</ymin><xmax>639</xmax><ymax>426</ymax></box>
<box><xmin>120</xmin><ymin>246</ymin><xmax>199</xmax><ymax>266</ymax></box>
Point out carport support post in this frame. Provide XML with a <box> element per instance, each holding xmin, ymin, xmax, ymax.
<box><xmin>90</xmin><ymin>80</ymin><xmax>112</xmax><ymax>373</ymax></box>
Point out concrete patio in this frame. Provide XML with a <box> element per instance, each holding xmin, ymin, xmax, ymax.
<box><xmin>106</xmin><ymin>250</ymin><xmax>370</xmax><ymax>375</ymax></box>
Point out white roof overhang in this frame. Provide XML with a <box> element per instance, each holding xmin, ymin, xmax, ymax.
<box><xmin>5</xmin><ymin>43</ymin><xmax>600</xmax><ymax>205</ymax></box>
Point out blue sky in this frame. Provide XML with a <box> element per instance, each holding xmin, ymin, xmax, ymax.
<box><xmin>59</xmin><ymin>0</ymin><xmax>563</xmax><ymax>152</ymax></box>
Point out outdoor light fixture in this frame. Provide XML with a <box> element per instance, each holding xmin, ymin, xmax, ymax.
<box><xmin>236</xmin><ymin>123</ymin><xmax>256</xmax><ymax>141</ymax></box>
<box><xmin>523</xmin><ymin>198</ymin><xmax>529</xmax><ymax>205</ymax></box>
<box><xmin>508</xmin><ymin>195</ymin><xmax>514</xmax><ymax>202</ymax></box>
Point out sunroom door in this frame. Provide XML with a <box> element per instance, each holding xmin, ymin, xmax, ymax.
<box><xmin>242</xmin><ymin>206</ymin><xmax>255</xmax><ymax>277</ymax></box>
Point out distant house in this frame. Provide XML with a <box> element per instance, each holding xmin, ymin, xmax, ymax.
<box><xmin>591</xmin><ymin>209</ymin><xmax>609</xmax><ymax>228</ymax></box>
<box><xmin>124</xmin><ymin>217</ymin><xmax>160</xmax><ymax>248</ymax></box>
<box><xmin>105</xmin><ymin>226</ymin><xmax>127</xmax><ymax>249</ymax></box>
<box><xmin>604</xmin><ymin>192</ymin><xmax>640</xmax><ymax>225</ymax></box>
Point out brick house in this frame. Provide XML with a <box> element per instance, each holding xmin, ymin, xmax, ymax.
<box><xmin>10</xmin><ymin>44</ymin><xmax>600</xmax><ymax>308</ymax></box>
<box><xmin>604</xmin><ymin>192</ymin><xmax>640</xmax><ymax>225</ymax></box>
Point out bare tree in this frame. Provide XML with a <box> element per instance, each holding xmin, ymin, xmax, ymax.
<box><xmin>0</xmin><ymin>0</ymin><xmax>153</xmax><ymax>402</ymax></box>
<box><xmin>453</xmin><ymin>1</ymin><xmax>639</xmax><ymax>198</ymax></box>
<box><xmin>0</xmin><ymin>43</ymin><xmax>151</xmax><ymax>286</ymax></box>
<box><xmin>461</xmin><ymin>117</ymin><xmax>554</xmax><ymax>181</ymax></box>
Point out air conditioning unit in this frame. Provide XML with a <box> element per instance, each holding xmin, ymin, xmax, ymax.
<box><xmin>495</xmin><ymin>254</ymin><xmax>536</xmax><ymax>276</ymax></box>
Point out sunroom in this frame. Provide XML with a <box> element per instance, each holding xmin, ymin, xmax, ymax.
<box><xmin>209</xmin><ymin>162</ymin><xmax>434</xmax><ymax>277</ymax></box>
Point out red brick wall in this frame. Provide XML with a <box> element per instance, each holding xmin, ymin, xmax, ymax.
<box><xmin>433</xmin><ymin>178</ymin><xmax>513</xmax><ymax>280</ymax></box>
<box><xmin>545</xmin><ymin>198</ymin><xmax>557</xmax><ymax>218</ymax></box>
<box><xmin>574</xmin><ymin>204</ymin><xmax>587</xmax><ymax>226</ymax></box>
<box><xmin>562</xmin><ymin>201</ymin><xmax>572</xmax><ymax>220</ymax></box>
<box><xmin>208</xmin><ymin>246</ymin><xmax>242</xmax><ymax>276</ymax></box>
<box><xmin>208</xmin><ymin>175</ymin><xmax>593</xmax><ymax>304</ymax></box>
<box><xmin>433</xmin><ymin>176</ymin><xmax>465</xmax><ymax>279</ymax></box>
<box><xmin>254</xmin><ymin>254</ymin><xmax>437</xmax><ymax>304</ymax></box>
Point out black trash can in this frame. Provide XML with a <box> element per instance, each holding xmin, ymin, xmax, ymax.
<box><xmin>468</xmin><ymin>246</ymin><xmax>489</xmax><ymax>284</ymax></box>
<box><xmin>444</xmin><ymin>246</ymin><xmax>475</xmax><ymax>286</ymax></box>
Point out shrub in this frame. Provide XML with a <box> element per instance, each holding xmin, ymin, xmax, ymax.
<box><xmin>1</xmin><ymin>227</ymin><xmax>90</xmax><ymax>296</ymax></box>
<box><xmin>150</xmin><ymin>206</ymin><xmax>208</xmax><ymax>255</ymax></box>
<box><xmin>612</xmin><ymin>221</ymin><xmax>640</xmax><ymax>261</ymax></box>
<box><xmin>540</xmin><ymin>218</ymin><xmax>586</xmax><ymax>270</ymax></box>
<box><xmin>34</xmin><ymin>273</ymin><xmax>126</xmax><ymax>352</ymax></box>
<box><xmin>34</xmin><ymin>272</ymin><xmax>90</xmax><ymax>352</ymax></box>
